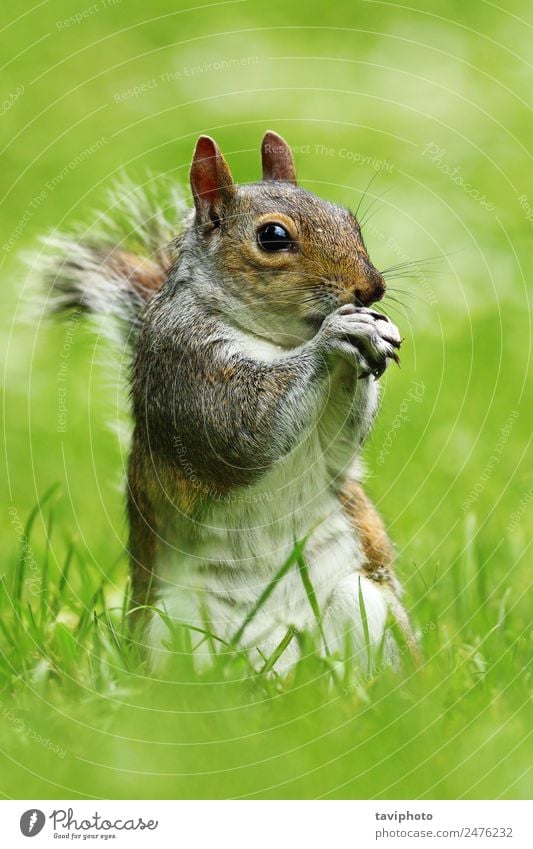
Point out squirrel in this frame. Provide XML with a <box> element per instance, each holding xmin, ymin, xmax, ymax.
<box><xmin>41</xmin><ymin>131</ymin><xmax>419</xmax><ymax>671</ymax></box>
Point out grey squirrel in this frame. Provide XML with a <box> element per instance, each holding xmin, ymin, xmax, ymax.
<box><xmin>42</xmin><ymin>131</ymin><xmax>418</xmax><ymax>670</ymax></box>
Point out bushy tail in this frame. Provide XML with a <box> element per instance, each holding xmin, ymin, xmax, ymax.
<box><xmin>34</xmin><ymin>176</ymin><xmax>187</xmax><ymax>344</ymax></box>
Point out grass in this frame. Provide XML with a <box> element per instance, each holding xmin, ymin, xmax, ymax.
<box><xmin>1</xmin><ymin>0</ymin><xmax>531</xmax><ymax>800</ymax></box>
<box><xmin>0</xmin><ymin>418</ymin><xmax>530</xmax><ymax>799</ymax></box>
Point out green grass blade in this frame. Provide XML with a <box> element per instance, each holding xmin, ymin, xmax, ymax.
<box><xmin>11</xmin><ymin>483</ymin><xmax>60</xmax><ymax>604</ymax></box>
<box><xmin>259</xmin><ymin>627</ymin><xmax>295</xmax><ymax>675</ymax></box>
<box><xmin>358</xmin><ymin>576</ymin><xmax>372</xmax><ymax>677</ymax></box>
<box><xmin>229</xmin><ymin>536</ymin><xmax>308</xmax><ymax>648</ymax></box>
<box><xmin>150</xmin><ymin>606</ymin><xmax>231</xmax><ymax>649</ymax></box>
<box><xmin>52</xmin><ymin>541</ymin><xmax>75</xmax><ymax>615</ymax></box>
<box><xmin>40</xmin><ymin>507</ymin><xmax>54</xmax><ymax>626</ymax></box>
<box><xmin>296</xmin><ymin>549</ymin><xmax>330</xmax><ymax>656</ymax></box>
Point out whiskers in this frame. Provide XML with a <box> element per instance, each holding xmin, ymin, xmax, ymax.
<box><xmin>381</xmin><ymin>291</ymin><xmax>415</xmax><ymax>320</ymax></box>
<box><xmin>354</xmin><ymin>170</ymin><xmax>381</xmax><ymax>222</ymax></box>
<box><xmin>358</xmin><ymin>185</ymin><xmax>396</xmax><ymax>230</ymax></box>
<box><xmin>352</xmin><ymin>170</ymin><xmax>398</xmax><ymax>244</ymax></box>
<box><xmin>380</xmin><ymin>255</ymin><xmax>449</xmax><ymax>283</ymax></box>
<box><xmin>378</xmin><ymin>297</ymin><xmax>411</xmax><ymax>321</ymax></box>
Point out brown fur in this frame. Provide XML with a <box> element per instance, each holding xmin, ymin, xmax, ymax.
<box><xmin>340</xmin><ymin>481</ymin><xmax>421</xmax><ymax>663</ymax></box>
<box><xmin>339</xmin><ymin>481</ymin><xmax>395</xmax><ymax>580</ymax></box>
<box><xmin>261</xmin><ymin>131</ymin><xmax>297</xmax><ymax>183</ymax></box>
<box><xmin>214</xmin><ymin>184</ymin><xmax>385</xmax><ymax>316</ymax></box>
<box><xmin>103</xmin><ymin>249</ymin><xmax>168</xmax><ymax>302</ymax></box>
<box><xmin>47</xmin><ymin>130</ymin><xmax>418</xmax><ymax>664</ymax></box>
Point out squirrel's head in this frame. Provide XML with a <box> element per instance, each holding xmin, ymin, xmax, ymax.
<box><xmin>186</xmin><ymin>131</ymin><xmax>386</xmax><ymax>343</ymax></box>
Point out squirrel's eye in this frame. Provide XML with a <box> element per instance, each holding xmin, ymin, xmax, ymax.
<box><xmin>257</xmin><ymin>223</ymin><xmax>293</xmax><ymax>252</ymax></box>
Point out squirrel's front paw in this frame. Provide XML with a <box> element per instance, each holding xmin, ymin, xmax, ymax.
<box><xmin>319</xmin><ymin>305</ymin><xmax>402</xmax><ymax>378</ymax></box>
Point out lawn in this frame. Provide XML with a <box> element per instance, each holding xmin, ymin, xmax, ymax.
<box><xmin>0</xmin><ymin>0</ymin><xmax>531</xmax><ymax>799</ymax></box>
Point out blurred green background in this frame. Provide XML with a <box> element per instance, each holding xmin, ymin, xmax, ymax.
<box><xmin>0</xmin><ymin>0</ymin><xmax>531</xmax><ymax>800</ymax></box>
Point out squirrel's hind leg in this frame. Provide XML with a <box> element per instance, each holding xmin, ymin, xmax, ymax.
<box><xmin>339</xmin><ymin>481</ymin><xmax>421</xmax><ymax>665</ymax></box>
<box><xmin>339</xmin><ymin>481</ymin><xmax>395</xmax><ymax>582</ymax></box>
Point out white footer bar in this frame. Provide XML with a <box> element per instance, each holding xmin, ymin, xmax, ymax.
<box><xmin>2</xmin><ymin>799</ymin><xmax>530</xmax><ymax>848</ymax></box>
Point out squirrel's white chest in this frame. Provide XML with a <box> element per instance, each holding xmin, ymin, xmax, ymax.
<box><xmin>148</xmin><ymin>376</ymin><xmax>386</xmax><ymax>668</ymax></box>
<box><xmin>191</xmin><ymin>371</ymin><xmax>376</xmax><ymax>571</ymax></box>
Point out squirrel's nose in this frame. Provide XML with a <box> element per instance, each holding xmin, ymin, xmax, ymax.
<box><xmin>355</xmin><ymin>262</ymin><xmax>386</xmax><ymax>306</ymax></box>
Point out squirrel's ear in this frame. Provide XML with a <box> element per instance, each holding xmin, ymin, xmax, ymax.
<box><xmin>261</xmin><ymin>131</ymin><xmax>297</xmax><ymax>184</ymax></box>
<box><xmin>190</xmin><ymin>136</ymin><xmax>235</xmax><ymax>223</ymax></box>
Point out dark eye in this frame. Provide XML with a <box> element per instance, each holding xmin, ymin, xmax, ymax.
<box><xmin>257</xmin><ymin>223</ymin><xmax>293</xmax><ymax>252</ymax></box>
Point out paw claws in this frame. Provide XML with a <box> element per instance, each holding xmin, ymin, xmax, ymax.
<box><xmin>387</xmin><ymin>337</ymin><xmax>401</xmax><ymax>350</ymax></box>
